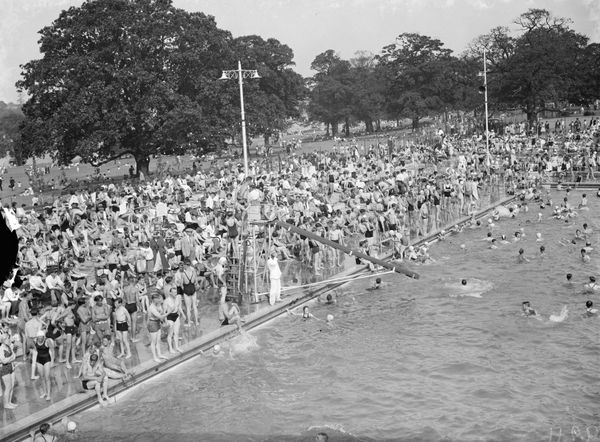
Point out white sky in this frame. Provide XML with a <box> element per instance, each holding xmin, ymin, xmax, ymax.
<box><xmin>0</xmin><ymin>0</ymin><xmax>598</xmax><ymax>103</ymax></box>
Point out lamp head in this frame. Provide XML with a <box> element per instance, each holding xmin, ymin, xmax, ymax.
<box><xmin>219</xmin><ymin>72</ymin><xmax>228</xmax><ymax>80</ymax></box>
<box><xmin>251</xmin><ymin>71</ymin><xmax>261</xmax><ymax>79</ymax></box>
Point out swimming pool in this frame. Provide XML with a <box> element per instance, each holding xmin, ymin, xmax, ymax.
<box><xmin>72</xmin><ymin>189</ymin><xmax>600</xmax><ymax>441</ymax></box>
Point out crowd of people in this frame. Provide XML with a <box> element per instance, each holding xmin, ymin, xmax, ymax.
<box><xmin>0</xmin><ymin>116</ymin><xmax>598</xmax><ymax>418</ymax></box>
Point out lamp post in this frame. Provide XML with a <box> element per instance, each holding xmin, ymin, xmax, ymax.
<box><xmin>482</xmin><ymin>48</ymin><xmax>490</xmax><ymax>167</ymax></box>
<box><xmin>220</xmin><ymin>61</ymin><xmax>260</xmax><ymax>177</ymax></box>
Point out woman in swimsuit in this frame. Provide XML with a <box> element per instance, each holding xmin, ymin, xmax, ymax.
<box><xmin>147</xmin><ymin>293</ymin><xmax>168</xmax><ymax>362</ymax></box>
<box><xmin>164</xmin><ymin>287</ymin><xmax>184</xmax><ymax>354</ymax></box>
<box><xmin>33</xmin><ymin>331</ymin><xmax>54</xmax><ymax>401</ymax></box>
<box><xmin>0</xmin><ymin>331</ymin><xmax>17</xmax><ymax>409</ymax></box>
<box><xmin>81</xmin><ymin>353</ymin><xmax>109</xmax><ymax>406</ymax></box>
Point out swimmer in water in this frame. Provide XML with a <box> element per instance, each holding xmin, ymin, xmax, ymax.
<box><xmin>513</xmin><ymin>231</ymin><xmax>521</xmax><ymax>242</ymax></box>
<box><xmin>584</xmin><ymin>276</ymin><xmax>598</xmax><ymax>291</ymax></box>
<box><xmin>522</xmin><ymin>301</ymin><xmax>537</xmax><ymax>317</ymax></box>
<box><xmin>287</xmin><ymin>306</ymin><xmax>320</xmax><ymax>321</ymax></box>
<box><xmin>537</xmin><ymin>212</ymin><xmax>543</xmax><ymax>222</ymax></box>
<box><xmin>581</xmin><ymin>248</ymin><xmax>591</xmax><ymax>263</ymax></box>
<box><xmin>536</xmin><ymin>232</ymin><xmax>543</xmax><ymax>242</ymax></box>
<box><xmin>586</xmin><ymin>300</ymin><xmax>598</xmax><ymax>315</ymax></box>
<box><xmin>566</xmin><ymin>273</ymin><xmax>573</xmax><ymax>286</ymax></box>
<box><xmin>517</xmin><ymin>248</ymin><xmax>530</xmax><ymax>263</ymax></box>
<box><xmin>318</xmin><ymin>293</ymin><xmax>337</xmax><ymax>304</ymax></box>
<box><xmin>539</xmin><ymin>245</ymin><xmax>545</xmax><ymax>259</ymax></box>
<box><xmin>578</xmin><ymin>194</ymin><xmax>588</xmax><ymax>209</ymax></box>
<box><xmin>489</xmin><ymin>238</ymin><xmax>498</xmax><ymax>249</ymax></box>
<box><xmin>367</xmin><ymin>277</ymin><xmax>382</xmax><ymax>290</ymax></box>
<box><xmin>499</xmin><ymin>234</ymin><xmax>510</xmax><ymax>245</ymax></box>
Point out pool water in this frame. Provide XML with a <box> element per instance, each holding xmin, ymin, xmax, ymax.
<box><xmin>73</xmin><ymin>190</ymin><xmax>600</xmax><ymax>442</ymax></box>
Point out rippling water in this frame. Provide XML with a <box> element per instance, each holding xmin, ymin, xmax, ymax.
<box><xmin>73</xmin><ymin>190</ymin><xmax>600</xmax><ymax>441</ymax></box>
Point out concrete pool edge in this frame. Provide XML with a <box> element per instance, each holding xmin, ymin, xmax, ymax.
<box><xmin>4</xmin><ymin>194</ymin><xmax>518</xmax><ymax>442</ymax></box>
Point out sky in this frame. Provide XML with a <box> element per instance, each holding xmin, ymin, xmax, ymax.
<box><xmin>0</xmin><ymin>0</ymin><xmax>598</xmax><ymax>104</ymax></box>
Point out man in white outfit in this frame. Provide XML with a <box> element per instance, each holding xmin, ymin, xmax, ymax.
<box><xmin>267</xmin><ymin>251</ymin><xmax>282</xmax><ymax>305</ymax></box>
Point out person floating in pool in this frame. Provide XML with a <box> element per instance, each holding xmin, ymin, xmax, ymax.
<box><xmin>586</xmin><ymin>300</ymin><xmax>598</xmax><ymax>315</ymax></box>
<box><xmin>522</xmin><ymin>301</ymin><xmax>537</xmax><ymax>317</ymax></box>
<box><xmin>517</xmin><ymin>248</ymin><xmax>530</xmax><ymax>263</ymax></box>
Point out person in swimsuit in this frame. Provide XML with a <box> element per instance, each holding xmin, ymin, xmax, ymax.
<box><xmin>287</xmin><ymin>306</ymin><xmax>320</xmax><ymax>321</ymax></box>
<box><xmin>91</xmin><ymin>295</ymin><xmax>111</xmax><ymax>339</ymax></box>
<box><xmin>164</xmin><ymin>287</ymin><xmax>184</xmax><ymax>354</ymax></box>
<box><xmin>0</xmin><ymin>331</ymin><xmax>17</xmax><ymax>409</ymax></box>
<box><xmin>61</xmin><ymin>300</ymin><xmax>78</xmax><ymax>369</ymax></box>
<box><xmin>181</xmin><ymin>259</ymin><xmax>199</xmax><ymax>328</ymax></box>
<box><xmin>33</xmin><ymin>330</ymin><xmax>54</xmax><ymax>401</ymax></box>
<box><xmin>76</xmin><ymin>297</ymin><xmax>92</xmax><ymax>361</ymax></box>
<box><xmin>522</xmin><ymin>301</ymin><xmax>537</xmax><ymax>317</ymax></box>
<box><xmin>122</xmin><ymin>277</ymin><xmax>139</xmax><ymax>342</ymax></box>
<box><xmin>113</xmin><ymin>298</ymin><xmax>132</xmax><ymax>359</ymax></box>
<box><xmin>218</xmin><ymin>287</ymin><xmax>243</xmax><ymax>333</ymax></box>
<box><xmin>33</xmin><ymin>423</ymin><xmax>57</xmax><ymax>442</ymax></box>
<box><xmin>99</xmin><ymin>335</ymin><xmax>132</xmax><ymax>380</ymax></box>
<box><xmin>81</xmin><ymin>353</ymin><xmax>109</xmax><ymax>406</ymax></box>
<box><xmin>147</xmin><ymin>293</ymin><xmax>168</xmax><ymax>362</ymax></box>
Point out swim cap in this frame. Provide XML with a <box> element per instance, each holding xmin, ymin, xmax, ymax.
<box><xmin>586</xmin><ymin>301</ymin><xmax>593</xmax><ymax>308</ymax></box>
<box><xmin>213</xmin><ymin>344</ymin><xmax>221</xmax><ymax>353</ymax></box>
<box><xmin>461</xmin><ymin>279</ymin><xmax>467</xmax><ymax>285</ymax></box>
<box><xmin>67</xmin><ymin>421</ymin><xmax>77</xmax><ymax>432</ymax></box>
<box><xmin>326</xmin><ymin>314</ymin><xmax>334</xmax><ymax>322</ymax></box>
<box><xmin>376</xmin><ymin>278</ymin><xmax>381</xmax><ymax>283</ymax></box>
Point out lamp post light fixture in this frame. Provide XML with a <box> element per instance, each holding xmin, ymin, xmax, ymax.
<box><xmin>219</xmin><ymin>61</ymin><xmax>260</xmax><ymax>177</ymax></box>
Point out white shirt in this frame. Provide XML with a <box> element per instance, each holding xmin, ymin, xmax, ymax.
<box><xmin>267</xmin><ymin>257</ymin><xmax>281</xmax><ymax>280</ymax></box>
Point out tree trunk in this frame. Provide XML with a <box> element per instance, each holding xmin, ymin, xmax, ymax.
<box><xmin>263</xmin><ymin>134</ymin><xmax>270</xmax><ymax>146</ymax></box>
<box><xmin>325</xmin><ymin>122</ymin><xmax>330</xmax><ymax>137</ymax></box>
<box><xmin>135</xmin><ymin>154</ymin><xmax>150</xmax><ymax>178</ymax></box>
<box><xmin>365</xmin><ymin>119</ymin><xmax>374</xmax><ymax>133</ymax></box>
<box><xmin>344</xmin><ymin>118</ymin><xmax>350</xmax><ymax>137</ymax></box>
<box><xmin>376</xmin><ymin>119</ymin><xmax>381</xmax><ymax>131</ymax></box>
<box><xmin>331</xmin><ymin>122</ymin><xmax>338</xmax><ymax>136</ymax></box>
<box><xmin>412</xmin><ymin>116</ymin><xmax>420</xmax><ymax>131</ymax></box>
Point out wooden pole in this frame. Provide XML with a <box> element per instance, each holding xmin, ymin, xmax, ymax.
<box><xmin>269</xmin><ymin>220</ymin><xmax>419</xmax><ymax>279</ymax></box>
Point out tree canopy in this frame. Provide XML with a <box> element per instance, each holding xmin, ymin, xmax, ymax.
<box><xmin>17</xmin><ymin>0</ymin><xmax>305</xmax><ymax>174</ymax></box>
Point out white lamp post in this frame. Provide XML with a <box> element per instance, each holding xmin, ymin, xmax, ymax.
<box><xmin>220</xmin><ymin>61</ymin><xmax>260</xmax><ymax>177</ymax></box>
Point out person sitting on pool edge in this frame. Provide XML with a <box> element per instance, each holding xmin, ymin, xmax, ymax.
<box><xmin>218</xmin><ymin>287</ymin><xmax>243</xmax><ymax>333</ymax></box>
<box><xmin>586</xmin><ymin>300</ymin><xmax>598</xmax><ymax>315</ymax></box>
<box><xmin>522</xmin><ymin>301</ymin><xmax>537</xmax><ymax>317</ymax></box>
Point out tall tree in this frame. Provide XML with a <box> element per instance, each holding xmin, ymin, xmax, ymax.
<box><xmin>232</xmin><ymin>35</ymin><xmax>306</xmax><ymax>146</ymax></box>
<box><xmin>472</xmin><ymin>9</ymin><xmax>590</xmax><ymax>123</ymax></box>
<box><xmin>307</xmin><ymin>50</ymin><xmax>354</xmax><ymax>136</ymax></box>
<box><xmin>378</xmin><ymin>33</ymin><xmax>454</xmax><ymax>129</ymax></box>
<box><xmin>17</xmin><ymin>0</ymin><xmax>236</xmax><ymax>176</ymax></box>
